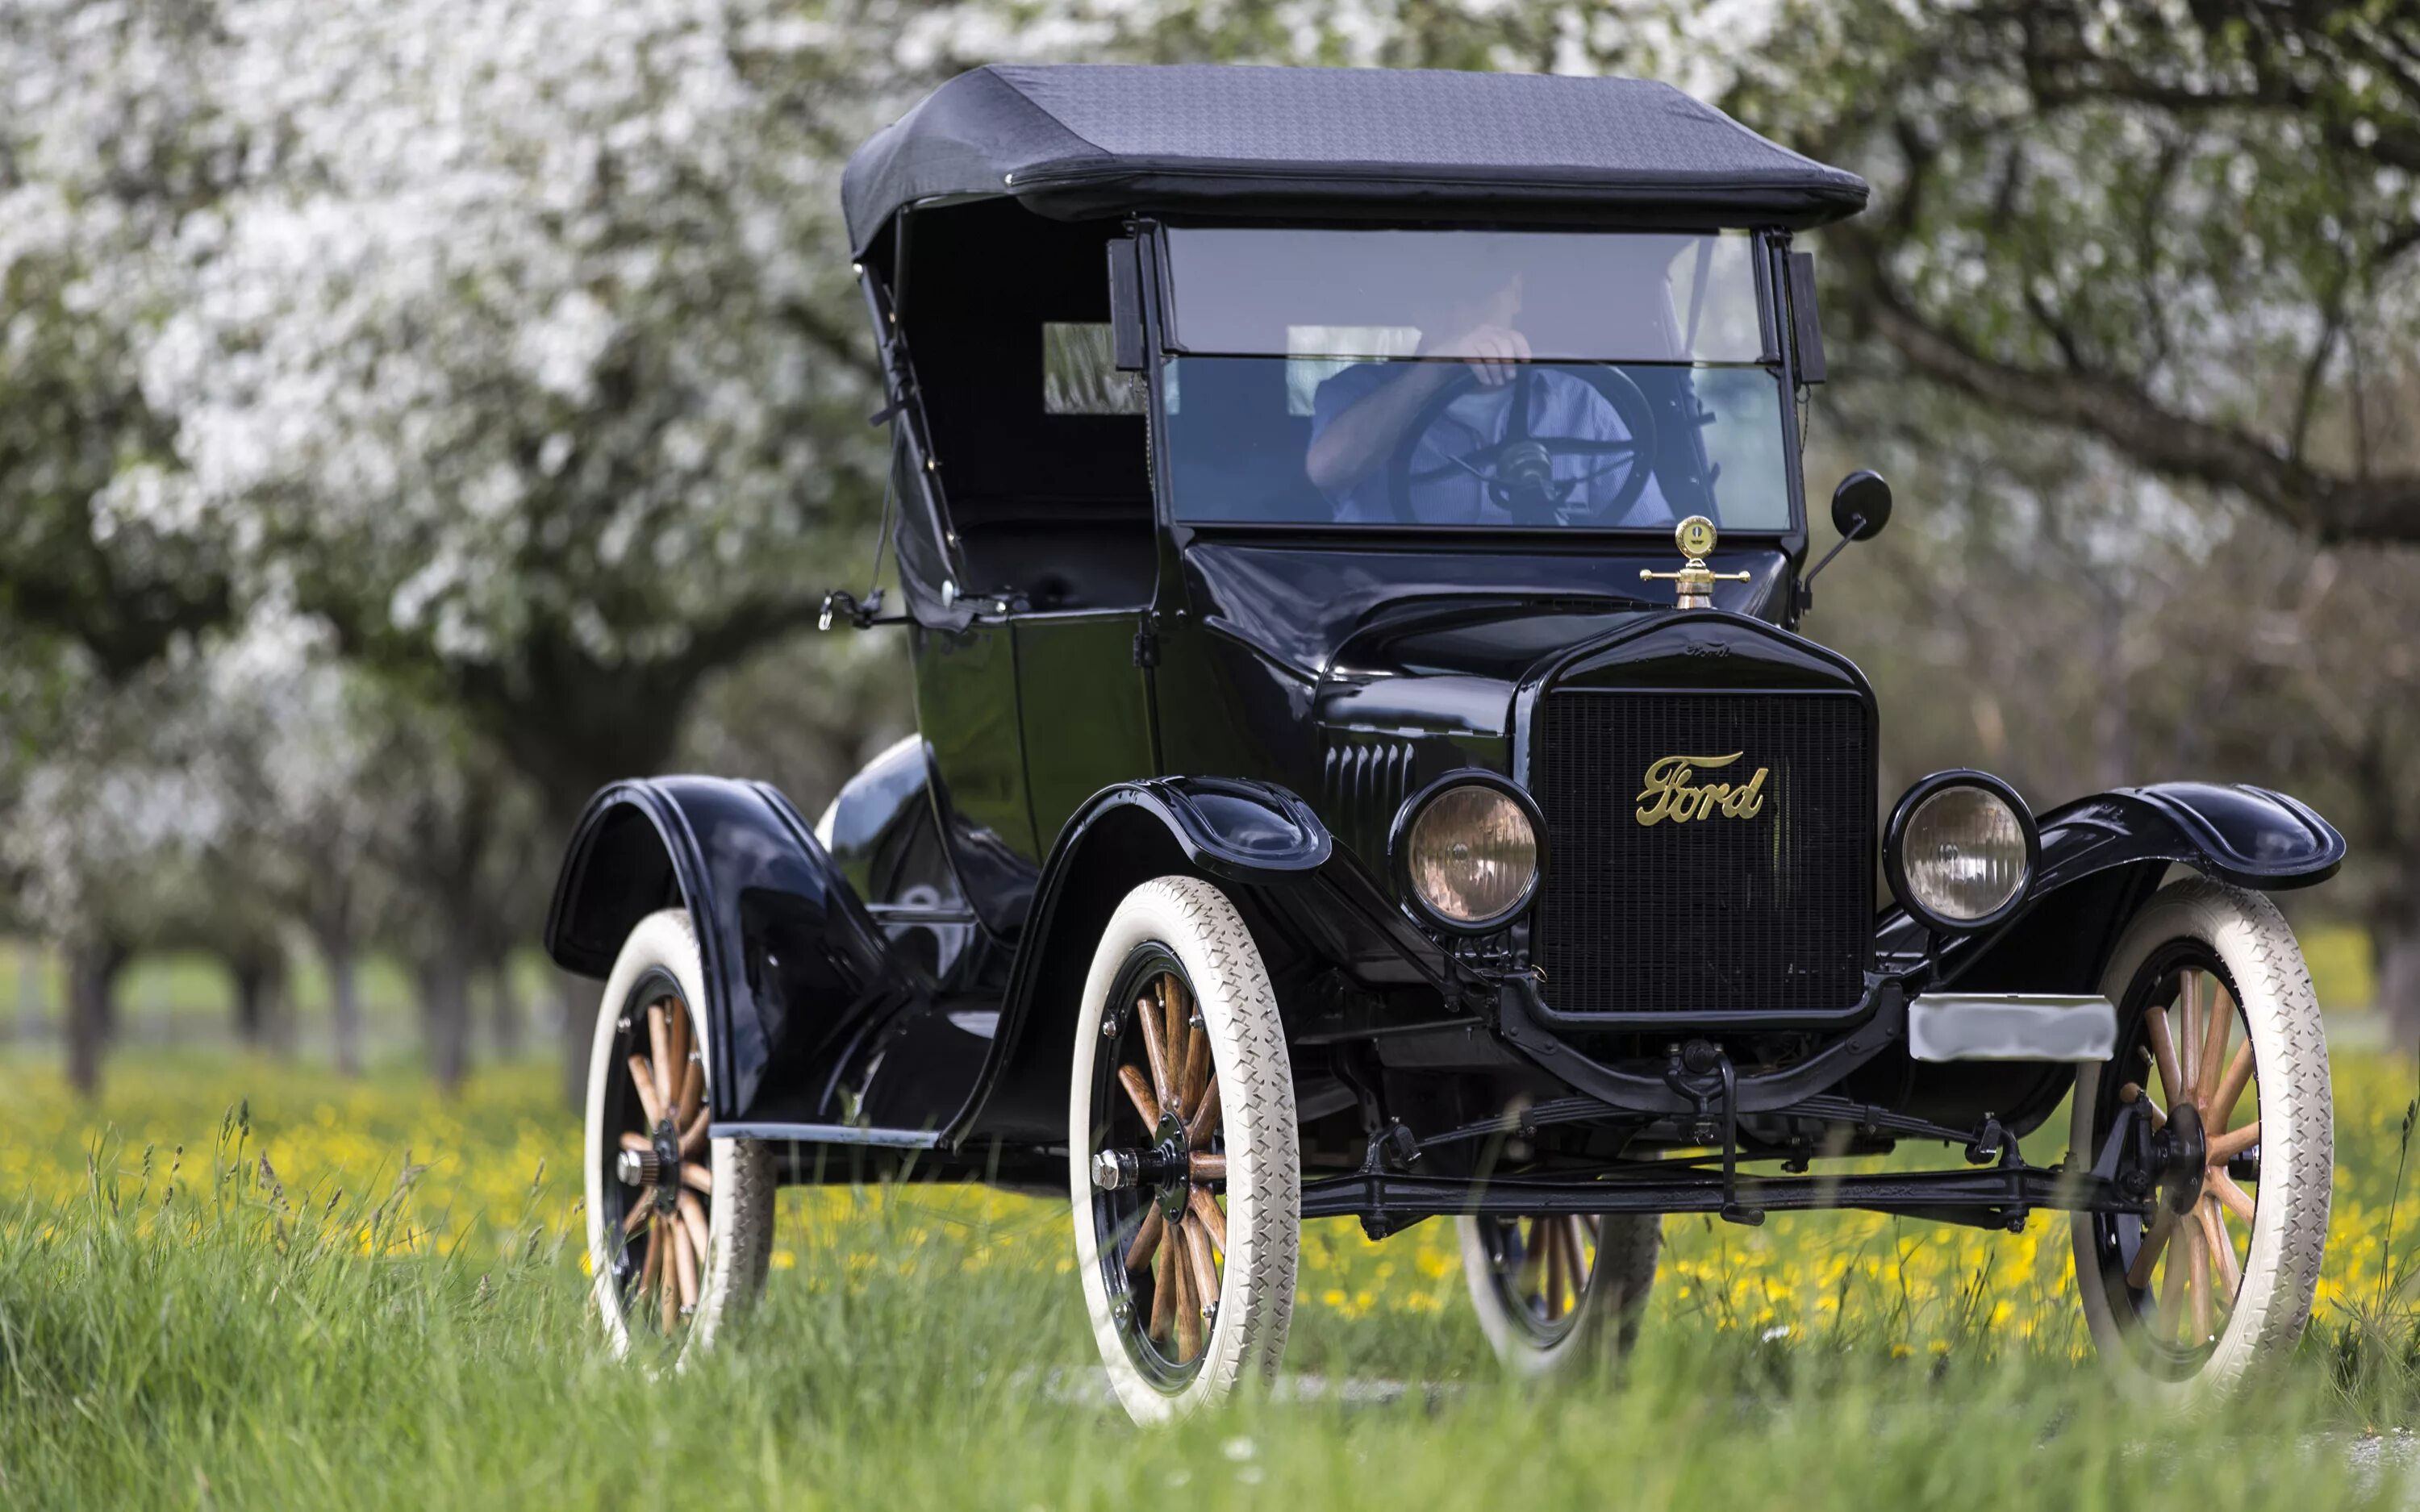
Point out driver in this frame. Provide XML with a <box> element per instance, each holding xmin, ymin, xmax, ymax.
<box><xmin>1302</xmin><ymin>273</ymin><xmax>1671</xmax><ymax>526</ymax></box>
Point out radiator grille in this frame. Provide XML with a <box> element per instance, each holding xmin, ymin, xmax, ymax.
<box><xmin>1533</xmin><ymin>691</ymin><xmax>1872</xmax><ymax>1017</ymax></box>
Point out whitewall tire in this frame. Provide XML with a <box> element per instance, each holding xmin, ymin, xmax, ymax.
<box><xmin>2070</xmin><ymin>877</ymin><xmax>2330</xmax><ymax>1401</ymax></box>
<box><xmin>585</xmin><ymin>907</ymin><xmax>776</xmax><ymax>1361</ymax></box>
<box><xmin>1458</xmin><ymin>1213</ymin><xmax>1659</xmax><ymax>1374</ymax></box>
<box><xmin>1068</xmin><ymin>877</ymin><xmax>1300</xmax><ymax>1425</ymax></box>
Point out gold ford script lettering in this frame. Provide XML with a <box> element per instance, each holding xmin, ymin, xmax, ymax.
<box><xmin>1634</xmin><ymin>752</ymin><xmax>1770</xmax><ymax>827</ymax></box>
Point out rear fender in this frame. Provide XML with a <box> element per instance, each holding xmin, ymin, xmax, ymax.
<box><xmin>544</xmin><ymin>777</ymin><xmax>912</xmax><ymax>1124</ymax></box>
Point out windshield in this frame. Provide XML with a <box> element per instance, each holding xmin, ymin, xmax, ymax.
<box><xmin>1157</xmin><ymin>229</ymin><xmax>1792</xmax><ymax>531</ymax></box>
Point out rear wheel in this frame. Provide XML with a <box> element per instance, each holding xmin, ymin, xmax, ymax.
<box><xmin>1458</xmin><ymin>1213</ymin><xmax>1659</xmax><ymax>1373</ymax></box>
<box><xmin>2070</xmin><ymin>878</ymin><xmax>2330</xmax><ymax>1400</ymax></box>
<box><xmin>1069</xmin><ymin>877</ymin><xmax>1300</xmax><ymax>1425</ymax></box>
<box><xmin>584</xmin><ymin>909</ymin><xmax>775</xmax><ymax>1361</ymax></box>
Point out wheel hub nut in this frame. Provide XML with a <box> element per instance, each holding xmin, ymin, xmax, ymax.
<box><xmin>616</xmin><ymin>1148</ymin><xmax>666</xmax><ymax>1187</ymax></box>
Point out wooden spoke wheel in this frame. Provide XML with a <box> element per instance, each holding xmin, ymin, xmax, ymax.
<box><xmin>1070</xmin><ymin>877</ymin><xmax>1298</xmax><ymax>1425</ymax></box>
<box><xmin>1458</xmin><ymin>1210</ymin><xmax>1659</xmax><ymax>1374</ymax></box>
<box><xmin>2072</xmin><ymin>879</ymin><xmax>2330</xmax><ymax>1398</ymax></box>
<box><xmin>585</xmin><ymin>910</ymin><xmax>774</xmax><ymax>1361</ymax></box>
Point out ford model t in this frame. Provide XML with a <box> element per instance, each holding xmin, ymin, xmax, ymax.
<box><xmin>545</xmin><ymin>65</ymin><xmax>2344</xmax><ymax>1420</ymax></box>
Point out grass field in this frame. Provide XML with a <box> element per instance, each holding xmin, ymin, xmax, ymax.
<box><xmin>4</xmin><ymin>1039</ymin><xmax>2420</xmax><ymax>1510</ymax></box>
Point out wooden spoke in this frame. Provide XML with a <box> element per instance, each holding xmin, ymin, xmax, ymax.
<box><xmin>2206</xmin><ymin>1120</ymin><xmax>2261</xmax><ymax>1164</ymax></box>
<box><xmin>1149</xmin><ymin>1236</ymin><xmax>1175</xmax><ymax>1343</ymax></box>
<box><xmin>1137</xmin><ymin>992</ymin><xmax>1175</xmax><ymax>1110</ymax></box>
<box><xmin>660</xmin><ymin>1239</ymin><xmax>680</xmax><ymax>1333</ymax></box>
<box><xmin>664</xmin><ymin>997</ymin><xmax>689</xmax><ymax>1089</ymax></box>
<box><xmin>1161</xmin><ymin>976</ymin><xmax>1190</xmax><ymax>1104</ymax></box>
<box><xmin>1187</xmin><ymin>1185</ymin><xmax>1227</xmax><ymax>1252</ymax></box>
<box><xmin>2178</xmin><ymin>973</ymin><xmax>2202</xmax><ymax>1097</ymax></box>
<box><xmin>676</xmin><ymin>1059</ymin><xmax>704</xmax><ymax>1123</ymax></box>
<box><xmin>647</xmin><ymin>1003</ymin><xmax>675</xmax><ymax>1112</ymax></box>
<box><xmin>1567</xmin><ymin>1218</ymin><xmax>1592</xmax><ymax>1293</ymax></box>
<box><xmin>639</xmin><ymin>1215</ymin><xmax>664</xmax><ymax>1298</ymax></box>
<box><xmin>2126</xmin><ymin>1208</ymin><xmax>2175</xmax><ymax>1289</ymax></box>
<box><xmin>2118</xmin><ymin>1081</ymin><xmax>2167</xmax><ymax>1131</ymax></box>
<box><xmin>1183</xmin><ymin>1024</ymin><xmax>1211</xmax><ymax>1118</ymax></box>
<box><xmin>1186</xmin><ymin>1074</ymin><xmax>1222</xmax><ymax>1148</ymax></box>
<box><xmin>2144</xmin><ymin>1008</ymin><xmax>2185</xmax><ymax>1117</ymax></box>
<box><xmin>2199</xmin><ymin>1198</ymin><xmax>2241</xmax><ymax>1307</ymax></box>
<box><xmin>1188</xmin><ymin>1152</ymin><xmax>1226</xmax><ymax>1182</ymax></box>
<box><xmin>1116</xmin><ymin>1065</ymin><xmax>1161</xmax><ymax>1127</ymax></box>
<box><xmin>2155</xmin><ymin>1223</ymin><xmax>2188</xmax><ymax>1342</ymax></box>
<box><xmin>2184</xmin><ymin>1220</ymin><xmax>2213</xmax><ymax>1343</ymax></box>
<box><xmin>624</xmin><ymin>1191</ymin><xmax>657</xmax><ymax>1236</ymax></box>
<box><xmin>2198</xmin><ymin>979</ymin><xmax>2233</xmax><ymax>1105</ymax></box>
<box><xmin>1124</xmin><ymin>1206</ymin><xmax>1164</xmax><ymax>1273</ymax></box>
<box><xmin>679</xmin><ymin>1108</ymin><xmax>709</xmax><ymax>1157</ymax></box>
<box><xmin>1183</xmin><ymin>1215</ymin><xmax>1220</xmax><ymax>1319</ymax></box>
<box><xmin>672</xmin><ymin>1218</ymin><xmax>700</xmax><ymax>1310</ymax></box>
<box><xmin>1172</xmin><ymin>1233</ymin><xmax>1204</xmax><ymax>1359</ymax></box>
<box><xmin>628</xmin><ymin>1055</ymin><xmax>665</xmax><ymax>1127</ymax></box>
<box><xmin>2208</xmin><ymin>1168</ymin><xmax>2257</xmax><ymax>1224</ymax></box>
<box><xmin>678</xmin><ymin>1190</ymin><xmax>711</xmax><ymax>1263</ymax></box>
<box><xmin>620</xmin><ymin>1131</ymin><xmax>652</xmax><ymax>1155</ymax></box>
<box><xmin>2211</xmin><ymin>1041</ymin><xmax>2256</xmax><ymax>1130</ymax></box>
<box><xmin>681</xmin><ymin>1160</ymin><xmax>714</xmax><ymax>1195</ymax></box>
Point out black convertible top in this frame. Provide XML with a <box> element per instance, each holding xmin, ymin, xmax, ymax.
<box><xmin>842</xmin><ymin>64</ymin><xmax>1868</xmax><ymax>252</ymax></box>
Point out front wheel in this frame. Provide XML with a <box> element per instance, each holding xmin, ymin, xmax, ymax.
<box><xmin>2070</xmin><ymin>877</ymin><xmax>2330</xmax><ymax>1400</ymax></box>
<box><xmin>584</xmin><ymin>908</ymin><xmax>776</xmax><ymax>1360</ymax></box>
<box><xmin>1458</xmin><ymin>1213</ymin><xmax>1659</xmax><ymax>1374</ymax></box>
<box><xmin>1068</xmin><ymin>877</ymin><xmax>1300</xmax><ymax>1425</ymax></box>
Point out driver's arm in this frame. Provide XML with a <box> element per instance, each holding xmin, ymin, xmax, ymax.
<box><xmin>1304</xmin><ymin>325</ymin><xmax>1530</xmax><ymax>494</ymax></box>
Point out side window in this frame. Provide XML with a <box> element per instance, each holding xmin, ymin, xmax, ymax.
<box><xmin>1042</xmin><ymin>323</ymin><xmax>1144</xmax><ymax>415</ymax></box>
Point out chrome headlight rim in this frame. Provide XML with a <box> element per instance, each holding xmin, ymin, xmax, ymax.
<box><xmin>1388</xmin><ymin>770</ymin><xmax>1547</xmax><ymax>935</ymax></box>
<box><xmin>1883</xmin><ymin>769</ymin><xmax>2040</xmax><ymax>935</ymax></box>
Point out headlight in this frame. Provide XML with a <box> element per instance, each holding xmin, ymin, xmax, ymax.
<box><xmin>1884</xmin><ymin>772</ymin><xmax>2038</xmax><ymax>931</ymax></box>
<box><xmin>1395</xmin><ymin>777</ymin><xmax>1542</xmax><ymax>931</ymax></box>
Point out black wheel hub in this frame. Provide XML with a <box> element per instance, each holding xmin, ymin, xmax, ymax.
<box><xmin>2154</xmin><ymin>1101</ymin><xmax>2206</xmax><ymax>1215</ymax></box>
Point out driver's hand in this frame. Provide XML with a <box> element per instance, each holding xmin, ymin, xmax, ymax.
<box><xmin>1421</xmin><ymin>323</ymin><xmax>1531</xmax><ymax>387</ymax></box>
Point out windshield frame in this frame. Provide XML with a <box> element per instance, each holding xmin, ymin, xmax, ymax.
<box><xmin>1138</xmin><ymin>220</ymin><xmax>1809</xmax><ymax>547</ymax></box>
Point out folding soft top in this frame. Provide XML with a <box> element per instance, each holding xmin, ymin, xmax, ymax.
<box><xmin>841</xmin><ymin>64</ymin><xmax>1869</xmax><ymax>253</ymax></box>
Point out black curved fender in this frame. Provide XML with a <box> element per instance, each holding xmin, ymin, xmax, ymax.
<box><xmin>544</xmin><ymin>777</ymin><xmax>914</xmax><ymax>1125</ymax></box>
<box><xmin>2034</xmin><ymin>781</ymin><xmax>2344</xmax><ymax>894</ymax></box>
<box><xmin>944</xmin><ymin>776</ymin><xmax>1442</xmax><ymax>1146</ymax></box>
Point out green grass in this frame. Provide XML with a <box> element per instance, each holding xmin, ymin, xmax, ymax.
<box><xmin>4</xmin><ymin>1052</ymin><xmax>2420</xmax><ymax>1510</ymax></box>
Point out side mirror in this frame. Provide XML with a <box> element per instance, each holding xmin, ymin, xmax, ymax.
<box><xmin>1797</xmin><ymin>471</ymin><xmax>1894</xmax><ymax>615</ymax></box>
<box><xmin>1830</xmin><ymin>469</ymin><xmax>1892</xmax><ymax>543</ymax></box>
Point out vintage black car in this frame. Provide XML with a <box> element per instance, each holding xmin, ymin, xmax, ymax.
<box><xmin>545</xmin><ymin>64</ymin><xmax>2345</xmax><ymax>1420</ymax></box>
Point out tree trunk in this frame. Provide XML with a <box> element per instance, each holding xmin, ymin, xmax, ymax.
<box><xmin>417</xmin><ymin>949</ymin><xmax>474</xmax><ymax>1095</ymax></box>
<box><xmin>16</xmin><ymin>941</ymin><xmax>43</xmax><ymax>1043</ymax></box>
<box><xmin>65</xmin><ymin>939</ymin><xmax>127</xmax><ymax>1098</ymax></box>
<box><xmin>230</xmin><ymin>953</ymin><xmax>269</xmax><ymax>1045</ymax></box>
<box><xmin>488</xmin><ymin>956</ymin><xmax>524</xmax><ymax>1060</ymax></box>
<box><xmin>559</xmin><ymin>970</ymin><xmax>604</xmax><ymax>1110</ymax></box>
<box><xmin>2381</xmin><ymin>903</ymin><xmax>2420</xmax><ymax>1051</ymax></box>
<box><xmin>315</xmin><ymin>927</ymin><xmax>364</xmax><ymax>1077</ymax></box>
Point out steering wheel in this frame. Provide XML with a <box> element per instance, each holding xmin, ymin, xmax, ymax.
<box><xmin>1383</xmin><ymin>364</ymin><xmax>1660</xmax><ymax>525</ymax></box>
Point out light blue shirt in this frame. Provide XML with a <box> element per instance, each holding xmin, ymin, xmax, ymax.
<box><xmin>1310</xmin><ymin>364</ymin><xmax>1673</xmax><ymax>526</ymax></box>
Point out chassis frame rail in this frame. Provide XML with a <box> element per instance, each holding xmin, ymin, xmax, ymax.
<box><xmin>1300</xmin><ymin>1162</ymin><xmax>2145</xmax><ymax>1234</ymax></box>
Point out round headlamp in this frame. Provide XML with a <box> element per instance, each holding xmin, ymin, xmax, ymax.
<box><xmin>1884</xmin><ymin>771</ymin><xmax>2038</xmax><ymax>932</ymax></box>
<box><xmin>1393</xmin><ymin>775</ymin><xmax>1542</xmax><ymax>932</ymax></box>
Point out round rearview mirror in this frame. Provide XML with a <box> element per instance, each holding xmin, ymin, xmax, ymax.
<box><xmin>1830</xmin><ymin>470</ymin><xmax>1893</xmax><ymax>542</ymax></box>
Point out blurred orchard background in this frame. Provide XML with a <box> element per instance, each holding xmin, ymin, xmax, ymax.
<box><xmin>2</xmin><ymin>0</ymin><xmax>2416</xmax><ymax>1110</ymax></box>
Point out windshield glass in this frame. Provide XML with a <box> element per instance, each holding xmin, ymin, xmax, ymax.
<box><xmin>1164</xmin><ymin>229</ymin><xmax>1767</xmax><ymax>362</ymax></box>
<box><xmin>1158</xmin><ymin>230</ymin><xmax>1791</xmax><ymax>531</ymax></box>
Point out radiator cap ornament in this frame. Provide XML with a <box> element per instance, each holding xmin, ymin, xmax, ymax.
<box><xmin>1641</xmin><ymin>515</ymin><xmax>1751</xmax><ymax>610</ymax></box>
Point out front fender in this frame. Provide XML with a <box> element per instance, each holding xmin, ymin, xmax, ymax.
<box><xmin>2035</xmin><ymin>781</ymin><xmax>2344</xmax><ymax>893</ymax></box>
<box><xmin>945</xmin><ymin>776</ymin><xmax>1454</xmax><ymax>1146</ymax></box>
<box><xmin>544</xmin><ymin>777</ymin><xmax>911</xmax><ymax>1124</ymax></box>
